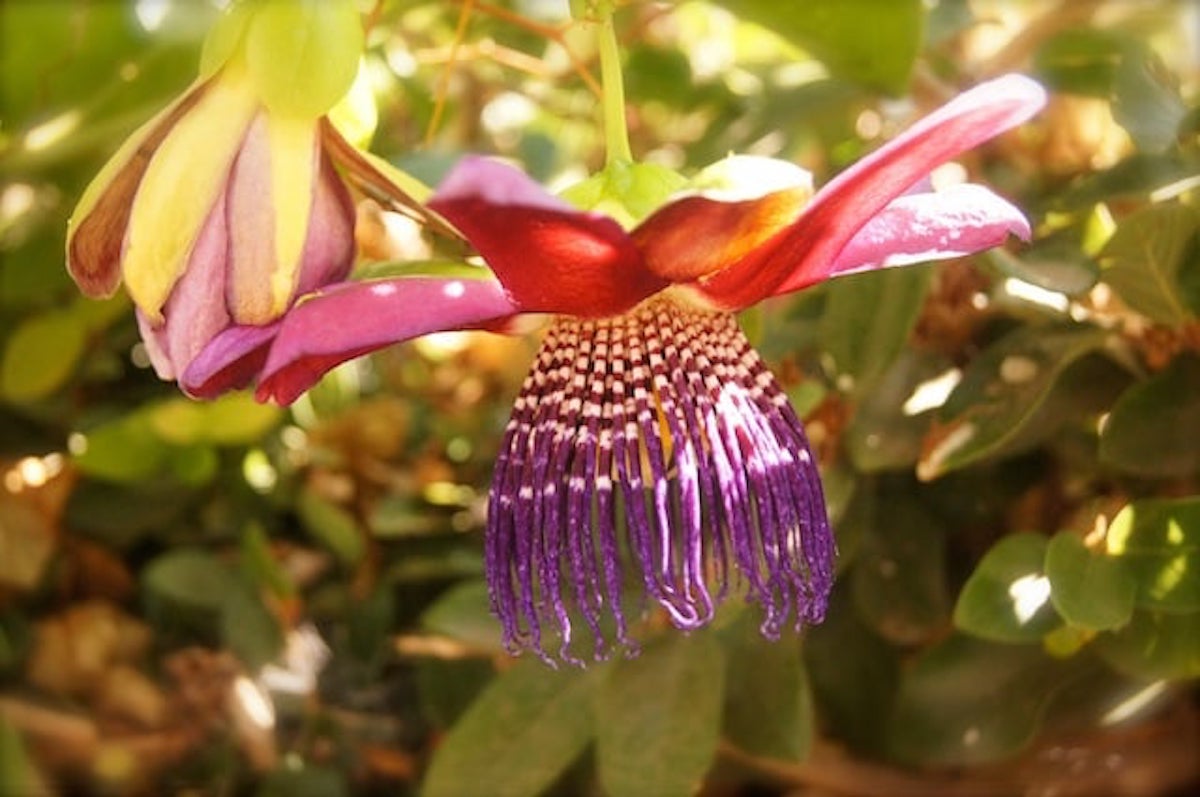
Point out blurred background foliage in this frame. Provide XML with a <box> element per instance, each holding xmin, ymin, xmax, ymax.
<box><xmin>2</xmin><ymin>0</ymin><xmax>1199</xmax><ymax>795</ymax></box>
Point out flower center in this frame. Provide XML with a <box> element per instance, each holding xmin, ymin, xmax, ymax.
<box><xmin>487</xmin><ymin>297</ymin><xmax>834</xmax><ymax>663</ymax></box>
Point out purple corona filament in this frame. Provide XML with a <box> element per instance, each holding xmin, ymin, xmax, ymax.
<box><xmin>487</xmin><ymin>298</ymin><xmax>833</xmax><ymax>662</ymax></box>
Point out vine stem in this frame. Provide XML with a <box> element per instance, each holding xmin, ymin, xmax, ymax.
<box><xmin>594</xmin><ymin>5</ymin><xmax>632</xmax><ymax>166</ymax></box>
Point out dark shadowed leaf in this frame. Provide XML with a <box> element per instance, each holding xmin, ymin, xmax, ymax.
<box><xmin>851</xmin><ymin>488</ymin><xmax>951</xmax><ymax>645</ymax></box>
<box><xmin>955</xmin><ymin>533</ymin><xmax>1060</xmax><ymax>643</ymax></box>
<box><xmin>422</xmin><ymin>659</ymin><xmax>597</xmax><ymax>797</ymax></box>
<box><xmin>296</xmin><ymin>491</ymin><xmax>365</xmax><ymax>567</ymax></box>
<box><xmin>886</xmin><ymin>634</ymin><xmax>1072</xmax><ymax>765</ymax></box>
<box><xmin>721</xmin><ymin>613</ymin><xmax>813</xmax><ymax>761</ymax></box>
<box><xmin>820</xmin><ymin>265</ymin><xmax>933</xmax><ymax>398</ymax></box>
<box><xmin>1105</xmin><ymin>497</ymin><xmax>1200</xmax><ymax>613</ymax></box>
<box><xmin>596</xmin><ymin>631</ymin><xmax>725</xmax><ymax>797</ymax></box>
<box><xmin>803</xmin><ymin>592</ymin><xmax>899</xmax><ymax>754</ymax></box>
<box><xmin>1044</xmin><ymin>532</ymin><xmax>1135</xmax><ymax>631</ymax></box>
<box><xmin>1100</xmin><ymin>355</ymin><xmax>1200</xmax><ymax>478</ymax></box>
<box><xmin>845</xmin><ymin>350</ymin><xmax>952</xmax><ymax>472</ymax></box>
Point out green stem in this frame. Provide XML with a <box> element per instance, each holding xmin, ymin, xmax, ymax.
<box><xmin>595</xmin><ymin>5</ymin><xmax>632</xmax><ymax>166</ymax></box>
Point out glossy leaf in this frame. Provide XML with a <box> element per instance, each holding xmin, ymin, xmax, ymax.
<box><xmin>422</xmin><ymin>659</ymin><xmax>597</xmax><ymax>797</ymax></box>
<box><xmin>596</xmin><ymin>632</ymin><xmax>725</xmax><ymax>797</ymax></box>
<box><xmin>1100</xmin><ymin>355</ymin><xmax>1200</xmax><ymax>478</ymax></box>
<box><xmin>955</xmin><ymin>533</ymin><xmax>1060</xmax><ymax>643</ymax></box>
<box><xmin>845</xmin><ymin>350</ymin><xmax>953</xmax><ymax>472</ymax></box>
<box><xmin>1043</xmin><ymin>532</ymin><xmax>1136</xmax><ymax>631</ymax></box>
<box><xmin>721</xmin><ymin>612</ymin><xmax>814</xmax><ymax>761</ymax></box>
<box><xmin>1099</xmin><ymin>203</ymin><xmax>1200</xmax><ymax>328</ymax></box>
<box><xmin>919</xmin><ymin>324</ymin><xmax>1114</xmax><ymax>480</ymax></box>
<box><xmin>1105</xmin><ymin>497</ymin><xmax>1200</xmax><ymax>612</ymax></box>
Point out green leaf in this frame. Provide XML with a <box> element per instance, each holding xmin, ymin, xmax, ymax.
<box><xmin>421</xmin><ymin>660</ymin><xmax>596</xmax><ymax>797</ymax></box>
<box><xmin>955</xmin><ymin>533</ymin><xmax>1060</xmax><ymax>643</ymax></box>
<box><xmin>596</xmin><ymin>632</ymin><xmax>725</xmax><ymax>797</ymax></box>
<box><xmin>296</xmin><ymin>491</ymin><xmax>365</xmax><ymax>567</ymax></box>
<box><xmin>258</xmin><ymin>765</ymin><xmax>349</xmax><ymax>797</ymax></box>
<box><xmin>1095</xmin><ymin>609</ymin><xmax>1200</xmax><ymax>680</ymax></box>
<box><xmin>919</xmin><ymin>324</ymin><xmax>1114</xmax><ymax>480</ymax></box>
<box><xmin>721</xmin><ymin>613</ymin><xmax>814</xmax><ymax>761</ymax></box>
<box><xmin>1100</xmin><ymin>355</ymin><xmax>1200</xmax><ymax>478</ymax></box>
<box><xmin>0</xmin><ymin>718</ymin><xmax>45</xmax><ymax>797</ymax></box>
<box><xmin>1043</xmin><ymin>532</ymin><xmax>1136</xmax><ymax>631</ymax></box>
<box><xmin>1105</xmin><ymin>497</ymin><xmax>1200</xmax><ymax>612</ymax></box>
<box><xmin>73</xmin><ymin>413</ymin><xmax>170</xmax><ymax>483</ymax></box>
<box><xmin>1033</xmin><ymin>29</ymin><xmax>1125</xmax><ymax>96</ymax></box>
<box><xmin>850</xmin><ymin>488</ymin><xmax>950</xmax><ymax>645</ymax></box>
<box><xmin>422</xmin><ymin>580</ymin><xmax>504</xmax><ymax>652</ymax></box>
<box><xmin>886</xmin><ymin>634</ymin><xmax>1071</xmax><ymax>765</ymax></box>
<box><xmin>1</xmin><ymin>309</ymin><xmax>87</xmax><ymax>402</ymax></box>
<box><xmin>985</xmin><ymin>239</ymin><xmax>1098</xmax><ymax>298</ymax></box>
<box><xmin>220</xmin><ymin>578</ymin><xmax>284</xmax><ymax>670</ymax></box>
<box><xmin>719</xmin><ymin>0</ymin><xmax>924</xmax><ymax>94</ymax></box>
<box><xmin>143</xmin><ymin>548</ymin><xmax>233</xmax><ymax>615</ymax></box>
<box><xmin>820</xmin><ymin>265</ymin><xmax>933</xmax><ymax>397</ymax></box>
<box><xmin>148</xmin><ymin>393</ymin><xmax>281</xmax><ymax>446</ymax></box>
<box><xmin>1099</xmin><ymin>203</ymin><xmax>1200</xmax><ymax>328</ymax></box>
<box><xmin>845</xmin><ymin>351</ymin><xmax>952</xmax><ymax>472</ymax></box>
<box><xmin>1111</xmin><ymin>46</ymin><xmax>1187</xmax><ymax>152</ymax></box>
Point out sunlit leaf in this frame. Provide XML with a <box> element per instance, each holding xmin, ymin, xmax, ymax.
<box><xmin>1099</xmin><ymin>203</ymin><xmax>1200</xmax><ymax>328</ymax></box>
<box><xmin>1043</xmin><ymin>532</ymin><xmax>1135</xmax><ymax>632</ymax></box>
<box><xmin>73</xmin><ymin>413</ymin><xmax>170</xmax><ymax>483</ymax></box>
<box><xmin>1096</xmin><ymin>609</ymin><xmax>1200</xmax><ymax>680</ymax></box>
<box><xmin>1</xmin><ymin>309</ymin><xmax>87</xmax><ymax>402</ymax></box>
<box><xmin>718</xmin><ymin>0</ymin><xmax>924</xmax><ymax>94</ymax></box>
<box><xmin>955</xmin><ymin>533</ymin><xmax>1060</xmax><ymax>643</ymax></box>
<box><xmin>148</xmin><ymin>392</ymin><xmax>282</xmax><ymax>446</ymax></box>
<box><xmin>422</xmin><ymin>660</ymin><xmax>597</xmax><ymax>797</ymax></box>
<box><xmin>596</xmin><ymin>632</ymin><xmax>725</xmax><ymax>797</ymax></box>
<box><xmin>1105</xmin><ymin>497</ymin><xmax>1200</xmax><ymax>612</ymax></box>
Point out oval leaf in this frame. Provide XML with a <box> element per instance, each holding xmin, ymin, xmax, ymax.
<box><xmin>1</xmin><ymin>309</ymin><xmax>87</xmax><ymax>403</ymax></box>
<box><xmin>1099</xmin><ymin>203</ymin><xmax>1200</xmax><ymax>328</ymax></box>
<box><xmin>1100</xmin><ymin>354</ymin><xmax>1200</xmax><ymax>478</ymax></box>
<box><xmin>1043</xmin><ymin>532</ymin><xmax>1135</xmax><ymax>631</ymax></box>
<box><xmin>954</xmin><ymin>533</ymin><xmax>1060</xmax><ymax>643</ymax></box>
<box><xmin>422</xmin><ymin>660</ymin><xmax>596</xmax><ymax>797</ymax></box>
<box><xmin>1105</xmin><ymin>497</ymin><xmax>1200</xmax><ymax>612</ymax></box>
<box><xmin>596</xmin><ymin>632</ymin><xmax>725</xmax><ymax>797</ymax></box>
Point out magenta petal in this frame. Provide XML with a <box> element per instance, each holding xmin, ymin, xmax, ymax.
<box><xmin>823</xmin><ymin>184</ymin><xmax>1031</xmax><ymax>280</ymax></box>
<box><xmin>251</xmin><ymin>276</ymin><xmax>522</xmax><ymax>405</ymax></box>
<box><xmin>697</xmin><ymin>74</ymin><xmax>1046</xmax><ymax>308</ymax></box>
<box><xmin>182</xmin><ymin>323</ymin><xmax>280</xmax><ymax>398</ymax></box>
<box><xmin>429</xmin><ymin>156</ymin><xmax>665</xmax><ymax>317</ymax></box>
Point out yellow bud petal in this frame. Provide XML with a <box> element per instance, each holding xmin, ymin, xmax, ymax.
<box><xmin>123</xmin><ymin>70</ymin><xmax>259</xmax><ymax>322</ymax></box>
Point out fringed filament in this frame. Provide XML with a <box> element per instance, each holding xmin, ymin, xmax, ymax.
<box><xmin>486</xmin><ymin>297</ymin><xmax>834</xmax><ymax>663</ymax></box>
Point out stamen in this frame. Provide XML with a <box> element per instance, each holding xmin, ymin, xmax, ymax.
<box><xmin>486</xmin><ymin>297</ymin><xmax>834</xmax><ymax>662</ymax></box>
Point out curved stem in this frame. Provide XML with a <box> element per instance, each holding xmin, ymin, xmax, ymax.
<box><xmin>595</xmin><ymin>6</ymin><xmax>632</xmax><ymax>166</ymax></box>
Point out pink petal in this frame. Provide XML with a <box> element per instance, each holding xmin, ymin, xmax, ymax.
<box><xmin>250</xmin><ymin>276</ymin><xmax>522</xmax><ymax>405</ymax></box>
<box><xmin>696</xmin><ymin>74</ymin><xmax>1047</xmax><ymax>309</ymax></box>
<box><xmin>296</xmin><ymin>145</ymin><xmax>356</xmax><ymax>292</ymax></box>
<box><xmin>429</xmin><ymin>156</ymin><xmax>666</xmax><ymax>317</ymax></box>
<box><xmin>137</xmin><ymin>184</ymin><xmax>233</xmax><ymax>380</ymax></box>
<box><xmin>181</xmin><ymin>323</ymin><xmax>279</xmax><ymax>398</ymax></box>
<box><xmin>824</xmin><ymin>184</ymin><xmax>1031</xmax><ymax>280</ymax></box>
